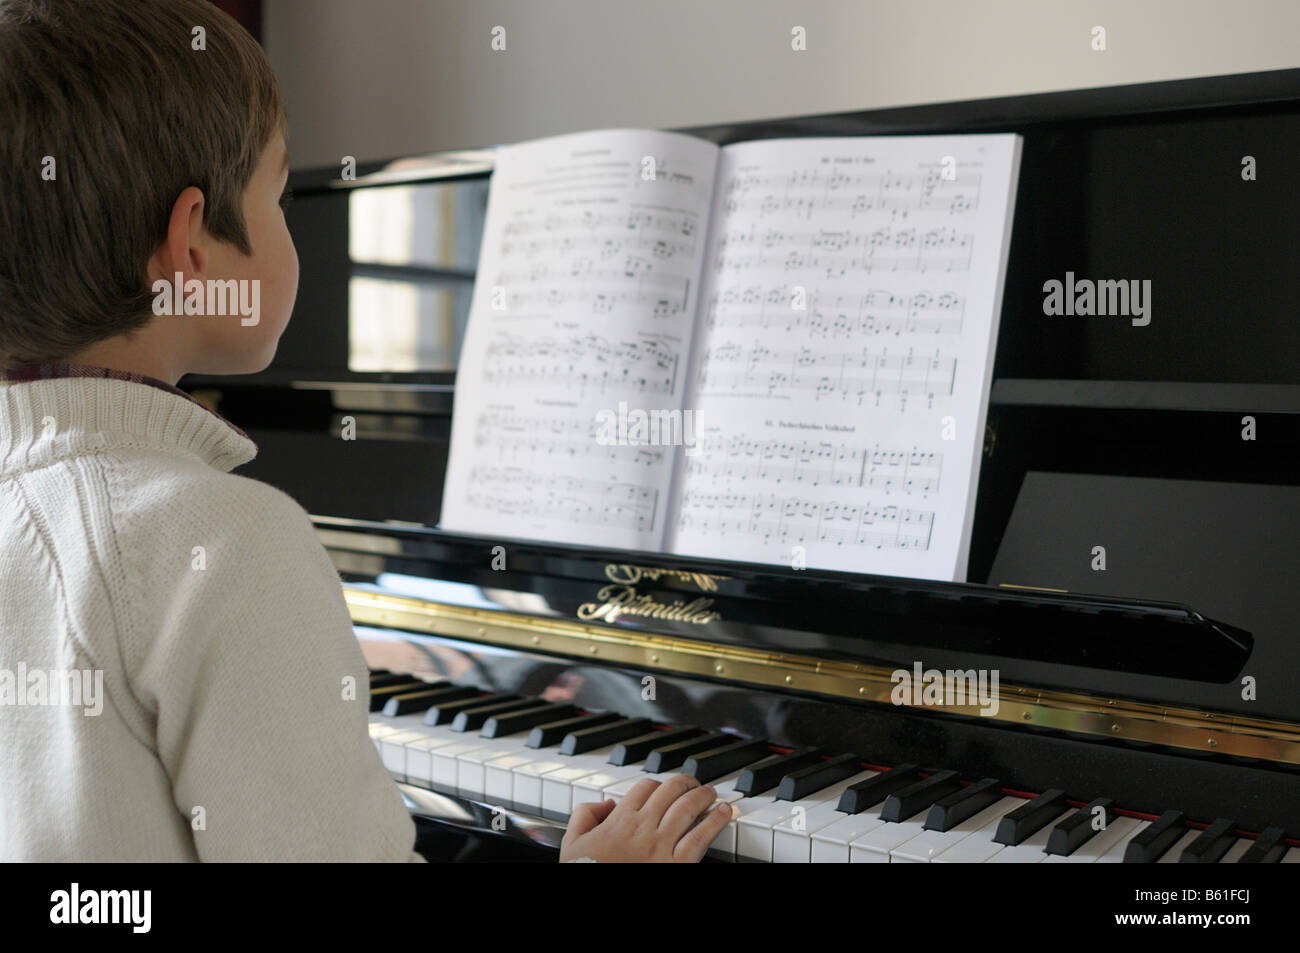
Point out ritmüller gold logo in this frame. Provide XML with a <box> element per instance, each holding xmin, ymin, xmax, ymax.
<box><xmin>577</xmin><ymin>584</ymin><xmax>721</xmax><ymax>625</ymax></box>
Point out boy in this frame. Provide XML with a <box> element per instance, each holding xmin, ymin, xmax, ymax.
<box><xmin>0</xmin><ymin>0</ymin><xmax>733</xmax><ymax>862</ymax></box>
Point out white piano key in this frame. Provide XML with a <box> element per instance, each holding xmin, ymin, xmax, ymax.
<box><xmin>1041</xmin><ymin>814</ymin><xmax>1144</xmax><ymax>863</ymax></box>
<box><xmin>541</xmin><ymin>746</ymin><xmax>623</xmax><ymax>818</ymax></box>
<box><xmin>511</xmin><ymin>756</ymin><xmax>572</xmax><ymax>813</ymax></box>
<box><xmin>1094</xmin><ymin>818</ymin><xmax>1152</xmax><ymax>863</ymax></box>
<box><xmin>483</xmin><ymin>752</ymin><xmax>538</xmax><ymax>809</ymax></box>
<box><xmin>455</xmin><ymin>738</ymin><xmax>531</xmax><ymax>798</ymax></box>
<box><xmin>1157</xmin><ymin>829</ymin><xmax>1200</xmax><ymax>863</ymax></box>
<box><xmin>850</xmin><ymin>813</ymin><xmax>933</xmax><ymax>862</ymax></box>
<box><xmin>1282</xmin><ymin>847</ymin><xmax>1300</xmax><ymax>863</ymax></box>
<box><xmin>735</xmin><ymin>773</ymin><xmax>873</xmax><ymax>862</ymax></box>
<box><xmin>379</xmin><ymin>729</ymin><xmax>440</xmax><ymax>780</ymax></box>
<box><xmin>890</xmin><ymin>796</ymin><xmax>1025</xmax><ymax>863</ymax></box>
<box><xmin>430</xmin><ymin>740</ymin><xmax>491</xmax><ymax>790</ymax></box>
<box><xmin>983</xmin><ymin>808</ymin><xmax>1072</xmax><ymax>863</ymax></box>
<box><xmin>403</xmin><ymin>732</ymin><xmax>464</xmax><ymax>785</ymax></box>
<box><xmin>809</xmin><ymin>802</ymin><xmax>893</xmax><ymax>863</ymax></box>
<box><xmin>602</xmin><ymin>770</ymin><xmax>680</xmax><ymax>803</ymax></box>
<box><xmin>712</xmin><ymin>795</ymin><xmax>779</xmax><ymax>860</ymax></box>
<box><xmin>571</xmin><ymin>764</ymin><xmax>651</xmax><ymax>809</ymax></box>
<box><xmin>765</xmin><ymin>772</ymin><xmax>883</xmax><ymax>863</ymax></box>
<box><xmin>368</xmin><ymin>722</ymin><xmax>402</xmax><ymax>754</ymax></box>
<box><xmin>1218</xmin><ymin>838</ymin><xmax>1252</xmax><ymax>863</ymax></box>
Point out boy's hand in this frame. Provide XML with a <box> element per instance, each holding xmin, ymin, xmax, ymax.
<box><xmin>559</xmin><ymin>774</ymin><xmax>735</xmax><ymax>862</ymax></box>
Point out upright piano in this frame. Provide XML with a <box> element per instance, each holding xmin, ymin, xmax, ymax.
<box><xmin>186</xmin><ymin>68</ymin><xmax>1300</xmax><ymax>862</ymax></box>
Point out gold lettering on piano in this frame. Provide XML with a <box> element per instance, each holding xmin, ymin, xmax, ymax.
<box><xmin>603</xmin><ymin>563</ymin><xmax>728</xmax><ymax>592</ymax></box>
<box><xmin>577</xmin><ymin>584</ymin><xmax>721</xmax><ymax>625</ymax></box>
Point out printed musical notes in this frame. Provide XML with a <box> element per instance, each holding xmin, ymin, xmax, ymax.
<box><xmin>667</xmin><ymin>133</ymin><xmax>1022</xmax><ymax>580</ymax></box>
<box><xmin>713</xmin><ymin>224</ymin><xmax>974</xmax><ymax>277</ymax></box>
<box><xmin>467</xmin><ymin>466</ymin><xmax>659</xmax><ymax>533</ymax></box>
<box><xmin>676</xmin><ymin>492</ymin><xmax>934</xmax><ymax>549</ymax></box>
<box><xmin>482</xmin><ymin>332</ymin><xmax>679</xmax><ymax>397</ymax></box>
<box><xmin>440</xmin><ymin>129</ymin><xmax>721</xmax><ymax>551</ymax></box>
<box><xmin>683</xmin><ymin>436</ymin><xmax>942</xmax><ymax>493</ymax></box>
<box><xmin>441</xmin><ymin>127</ymin><xmax>1022</xmax><ymax>580</ymax></box>
<box><xmin>473</xmin><ymin>411</ymin><xmax>668</xmax><ymax>467</ymax></box>
<box><xmin>696</xmin><ymin>342</ymin><xmax>956</xmax><ymax>410</ymax></box>
<box><xmin>721</xmin><ymin>167</ymin><xmax>982</xmax><ymax>221</ymax></box>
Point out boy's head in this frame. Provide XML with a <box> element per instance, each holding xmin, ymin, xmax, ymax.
<box><xmin>0</xmin><ymin>0</ymin><xmax>297</xmax><ymax>379</ymax></box>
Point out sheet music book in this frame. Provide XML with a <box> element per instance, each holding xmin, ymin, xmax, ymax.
<box><xmin>440</xmin><ymin>128</ymin><xmax>1022</xmax><ymax>581</ymax></box>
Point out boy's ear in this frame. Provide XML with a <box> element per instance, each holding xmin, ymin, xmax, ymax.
<box><xmin>147</xmin><ymin>186</ymin><xmax>208</xmax><ymax>285</ymax></box>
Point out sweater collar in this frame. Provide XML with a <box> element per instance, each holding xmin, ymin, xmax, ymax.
<box><xmin>0</xmin><ymin>363</ymin><xmax>256</xmax><ymax>474</ymax></box>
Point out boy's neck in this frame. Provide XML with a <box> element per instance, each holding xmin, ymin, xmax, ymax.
<box><xmin>64</xmin><ymin>336</ymin><xmax>187</xmax><ymax>387</ymax></box>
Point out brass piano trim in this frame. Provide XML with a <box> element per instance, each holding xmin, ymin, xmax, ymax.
<box><xmin>345</xmin><ymin>587</ymin><xmax>1300</xmax><ymax>766</ymax></box>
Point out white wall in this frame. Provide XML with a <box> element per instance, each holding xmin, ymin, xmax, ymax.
<box><xmin>265</xmin><ymin>0</ymin><xmax>1300</xmax><ymax>169</ymax></box>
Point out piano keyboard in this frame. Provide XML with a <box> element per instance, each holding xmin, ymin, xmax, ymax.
<box><xmin>367</xmin><ymin>671</ymin><xmax>1300</xmax><ymax>863</ymax></box>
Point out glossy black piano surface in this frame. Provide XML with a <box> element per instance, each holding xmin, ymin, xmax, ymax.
<box><xmin>182</xmin><ymin>69</ymin><xmax>1300</xmax><ymax>861</ymax></box>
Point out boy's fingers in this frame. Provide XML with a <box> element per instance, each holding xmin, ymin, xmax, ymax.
<box><xmin>641</xmin><ymin>773</ymin><xmax>701</xmax><ymax>825</ymax></box>
<box><xmin>566</xmin><ymin>798</ymin><xmax>615</xmax><ymax>839</ymax></box>
<box><xmin>619</xmin><ymin>777</ymin><xmax>663</xmax><ymax>813</ymax></box>
<box><xmin>674</xmin><ymin>801</ymin><xmax>735</xmax><ymax>862</ymax></box>
<box><xmin>658</xmin><ymin>784</ymin><xmax>720</xmax><ymax>840</ymax></box>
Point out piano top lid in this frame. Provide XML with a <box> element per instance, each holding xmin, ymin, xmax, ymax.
<box><xmin>313</xmin><ymin>515</ymin><xmax>1252</xmax><ymax>685</ymax></box>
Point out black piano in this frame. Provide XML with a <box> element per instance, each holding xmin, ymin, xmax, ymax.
<box><xmin>185</xmin><ymin>68</ymin><xmax>1300</xmax><ymax>863</ymax></box>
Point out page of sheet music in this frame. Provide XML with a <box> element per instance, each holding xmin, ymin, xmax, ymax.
<box><xmin>440</xmin><ymin>129</ymin><xmax>720</xmax><ymax>549</ymax></box>
<box><xmin>666</xmin><ymin>134</ymin><xmax>1022</xmax><ymax>580</ymax></box>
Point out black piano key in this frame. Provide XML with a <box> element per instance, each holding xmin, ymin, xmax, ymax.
<box><xmin>643</xmin><ymin>731</ymin><xmax>737</xmax><ymax>773</ymax></box>
<box><xmin>1239</xmin><ymin>826</ymin><xmax>1288</xmax><ymax>863</ymax></box>
<box><xmin>836</xmin><ymin>763</ymin><xmax>923</xmax><ymax>814</ymax></box>
<box><xmin>610</xmin><ymin>726</ymin><xmax>704</xmax><ymax>766</ymax></box>
<box><xmin>368</xmin><ymin>668</ymin><xmax>391</xmax><ymax>676</ymax></box>
<box><xmin>776</xmin><ymin>752</ymin><xmax>863</xmax><ymax>801</ymax></box>
<box><xmin>368</xmin><ymin>680</ymin><xmax>433</xmax><ymax>712</ymax></box>
<box><xmin>424</xmin><ymin>693</ymin><xmax>516</xmax><ymax>725</ymax></box>
<box><xmin>381</xmin><ymin>684</ymin><xmax>478</xmax><ymax>716</ymax></box>
<box><xmin>923</xmin><ymin>777</ymin><xmax>1003</xmax><ymax>832</ymax></box>
<box><xmin>880</xmin><ymin>769</ymin><xmax>963</xmax><ymax>822</ymax></box>
<box><xmin>481</xmin><ymin>703</ymin><xmax>579</xmax><ymax>738</ymax></box>
<box><xmin>1179</xmin><ymin>817</ymin><xmax>1237</xmax><ymax>863</ymax></box>
<box><xmin>1045</xmin><ymin>797</ymin><xmax>1115</xmax><ymax>856</ymax></box>
<box><xmin>451</xmin><ymin>697</ymin><xmax>543</xmax><ymax>732</ymax></box>
<box><xmin>560</xmin><ymin>717</ymin><xmax>654</xmax><ymax>755</ymax></box>
<box><xmin>370</xmin><ymin>672</ymin><xmax>418</xmax><ymax>688</ymax></box>
<box><xmin>527</xmin><ymin>711</ymin><xmax>621</xmax><ymax>748</ymax></box>
<box><xmin>993</xmin><ymin>788</ymin><xmax>1068</xmax><ymax>846</ymax></box>
<box><xmin>734</xmin><ymin>748</ymin><xmax>823</xmax><ymax>796</ymax></box>
<box><xmin>681</xmin><ymin>740</ymin><xmax>772</xmax><ymax>783</ymax></box>
<box><xmin>1124</xmin><ymin>809</ymin><xmax>1187</xmax><ymax>863</ymax></box>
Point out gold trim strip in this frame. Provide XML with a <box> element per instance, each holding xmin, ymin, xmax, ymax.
<box><xmin>345</xmin><ymin>587</ymin><xmax>1300</xmax><ymax>766</ymax></box>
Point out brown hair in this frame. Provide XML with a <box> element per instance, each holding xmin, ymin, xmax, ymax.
<box><xmin>0</xmin><ymin>0</ymin><xmax>286</xmax><ymax>365</ymax></box>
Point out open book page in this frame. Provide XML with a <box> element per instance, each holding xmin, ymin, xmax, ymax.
<box><xmin>439</xmin><ymin>129</ymin><xmax>721</xmax><ymax>549</ymax></box>
<box><xmin>666</xmin><ymin>134</ymin><xmax>1022</xmax><ymax>580</ymax></box>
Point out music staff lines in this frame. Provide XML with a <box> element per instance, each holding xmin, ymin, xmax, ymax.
<box><xmin>677</xmin><ymin>493</ymin><xmax>934</xmax><ymax>550</ymax></box>
<box><xmin>705</xmin><ymin>286</ymin><xmax>965</xmax><ymax>337</ymax></box>
<box><xmin>685</xmin><ymin>438</ymin><xmax>941</xmax><ymax>493</ymax></box>
<box><xmin>501</xmin><ymin>232</ymin><xmax>696</xmax><ymax>263</ymax></box>
<box><xmin>482</xmin><ymin>333</ymin><xmax>680</xmax><ymax>396</ymax></box>
<box><xmin>502</xmin><ymin>209</ymin><xmax>699</xmax><ymax>239</ymax></box>
<box><xmin>466</xmin><ymin>466</ymin><xmax>659</xmax><ymax>533</ymax></box>
<box><xmin>472</xmin><ymin>411</ymin><xmax>668</xmax><ymax>467</ymax></box>
<box><xmin>712</xmin><ymin>224</ymin><xmax>973</xmax><ymax>277</ymax></box>
<box><xmin>698</xmin><ymin>343</ymin><xmax>956</xmax><ymax>406</ymax></box>
<box><xmin>721</xmin><ymin>167</ymin><xmax>982</xmax><ymax>219</ymax></box>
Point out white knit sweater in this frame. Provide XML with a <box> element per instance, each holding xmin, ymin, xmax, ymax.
<box><xmin>0</xmin><ymin>373</ymin><xmax>422</xmax><ymax>861</ymax></box>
